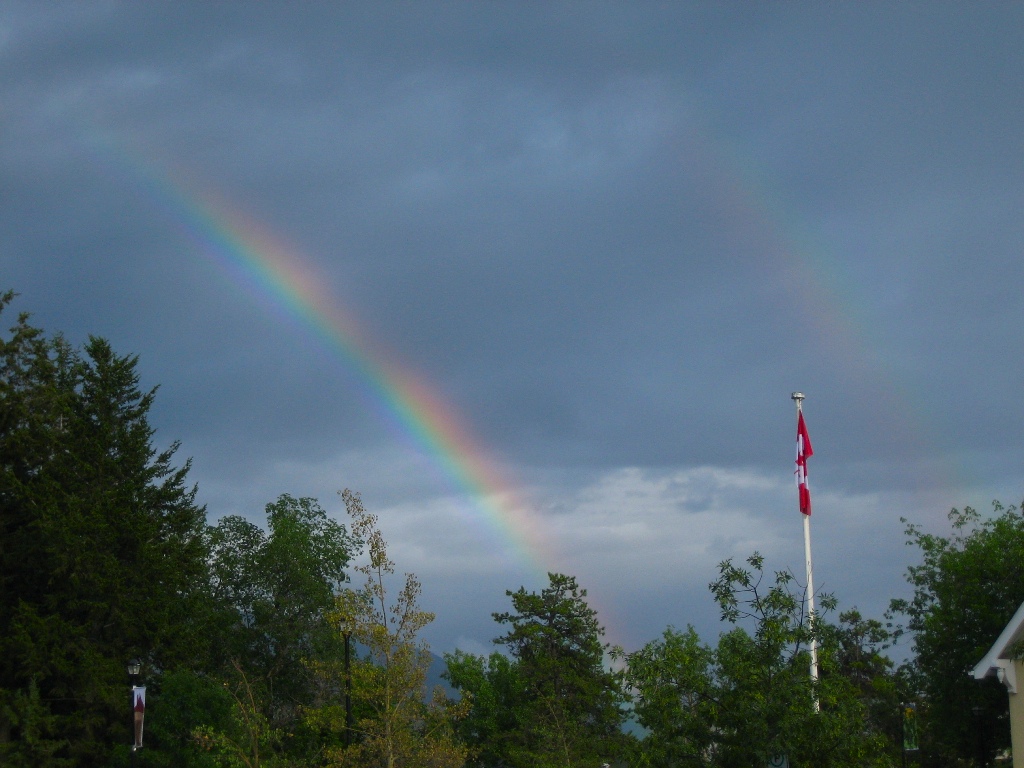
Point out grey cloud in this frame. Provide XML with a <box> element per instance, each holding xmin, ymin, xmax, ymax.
<box><xmin>3</xmin><ymin>2</ymin><xmax>1023</xmax><ymax>652</ymax></box>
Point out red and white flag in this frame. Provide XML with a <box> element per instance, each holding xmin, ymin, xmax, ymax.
<box><xmin>795</xmin><ymin>411</ymin><xmax>813</xmax><ymax>515</ymax></box>
<box><xmin>132</xmin><ymin>686</ymin><xmax>146</xmax><ymax>749</ymax></box>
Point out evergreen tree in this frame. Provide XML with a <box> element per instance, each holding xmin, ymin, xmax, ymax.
<box><xmin>448</xmin><ymin>573</ymin><xmax>629</xmax><ymax>768</ymax></box>
<box><xmin>0</xmin><ymin>293</ymin><xmax>212</xmax><ymax>765</ymax></box>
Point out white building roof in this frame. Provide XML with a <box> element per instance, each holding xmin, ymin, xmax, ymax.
<box><xmin>972</xmin><ymin>600</ymin><xmax>1024</xmax><ymax>693</ymax></box>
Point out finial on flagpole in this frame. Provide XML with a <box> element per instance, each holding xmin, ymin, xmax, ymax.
<box><xmin>791</xmin><ymin>391</ymin><xmax>805</xmax><ymax>411</ymax></box>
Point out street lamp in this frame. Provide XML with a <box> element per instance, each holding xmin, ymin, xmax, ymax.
<box><xmin>972</xmin><ymin>705</ymin><xmax>989</xmax><ymax>768</ymax></box>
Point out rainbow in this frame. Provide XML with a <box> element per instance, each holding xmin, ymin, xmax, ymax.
<box><xmin>88</xmin><ymin>116</ymin><xmax>948</xmax><ymax>650</ymax></box>
<box><xmin>703</xmin><ymin>140</ymin><xmax>951</xmax><ymax>495</ymax></box>
<box><xmin>103</xmin><ymin>144</ymin><xmax>558</xmax><ymax>583</ymax></box>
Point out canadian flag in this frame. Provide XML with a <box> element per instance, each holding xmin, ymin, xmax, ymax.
<box><xmin>795</xmin><ymin>411</ymin><xmax>813</xmax><ymax>515</ymax></box>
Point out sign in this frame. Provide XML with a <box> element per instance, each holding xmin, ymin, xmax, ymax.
<box><xmin>767</xmin><ymin>755</ymin><xmax>789</xmax><ymax>768</ymax></box>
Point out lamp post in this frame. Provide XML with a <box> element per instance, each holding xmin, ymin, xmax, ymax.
<box><xmin>343</xmin><ymin>628</ymin><xmax>353</xmax><ymax>748</ymax></box>
<box><xmin>334</xmin><ymin>594</ymin><xmax>357</xmax><ymax>750</ymax></box>
<box><xmin>128</xmin><ymin>660</ymin><xmax>142</xmax><ymax>767</ymax></box>
<box><xmin>972</xmin><ymin>705</ymin><xmax>989</xmax><ymax>768</ymax></box>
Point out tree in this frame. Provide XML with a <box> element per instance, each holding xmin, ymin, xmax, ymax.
<box><xmin>0</xmin><ymin>679</ymin><xmax>71</xmax><ymax>767</ymax></box>
<box><xmin>308</xmin><ymin>489</ymin><xmax>467</xmax><ymax>768</ymax></box>
<box><xmin>192</xmin><ymin>661</ymin><xmax>284</xmax><ymax>768</ymax></box>
<box><xmin>622</xmin><ymin>625</ymin><xmax>715</xmax><ymax>767</ymax></box>
<box><xmin>142</xmin><ymin>669</ymin><xmax>234</xmax><ymax>768</ymax></box>
<box><xmin>829</xmin><ymin>609</ymin><xmax>906</xmax><ymax>763</ymax></box>
<box><xmin>206</xmin><ymin>493</ymin><xmax>359</xmax><ymax>761</ymax></box>
<box><xmin>0</xmin><ymin>293</ymin><xmax>214</xmax><ymax>765</ymax></box>
<box><xmin>447</xmin><ymin>572</ymin><xmax>629</xmax><ymax>768</ymax></box>
<box><xmin>626</xmin><ymin>553</ymin><xmax>892</xmax><ymax>768</ymax></box>
<box><xmin>888</xmin><ymin>501</ymin><xmax>1024</xmax><ymax>765</ymax></box>
<box><xmin>442</xmin><ymin>650</ymin><xmax>523</xmax><ymax>768</ymax></box>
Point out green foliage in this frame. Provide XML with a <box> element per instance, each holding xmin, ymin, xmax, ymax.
<box><xmin>623</xmin><ymin>625</ymin><xmax>715</xmax><ymax>766</ymax></box>
<box><xmin>0</xmin><ymin>679</ymin><xmax>72</xmax><ymax>767</ymax></box>
<box><xmin>829</xmin><ymin>609</ymin><xmax>906</xmax><ymax>761</ymax></box>
<box><xmin>193</xmin><ymin>661</ymin><xmax>289</xmax><ymax>768</ymax></box>
<box><xmin>447</xmin><ymin>572</ymin><xmax>629</xmax><ymax>768</ymax></box>
<box><xmin>209</xmin><ymin>496</ymin><xmax>356</xmax><ymax>706</ymax></box>
<box><xmin>309</xmin><ymin>489</ymin><xmax>467</xmax><ymax>768</ymax></box>
<box><xmin>495</xmin><ymin>573</ymin><xmax>630</xmax><ymax>767</ymax></box>
<box><xmin>206</xmin><ymin>494</ymin><xmax>359</xmax><ymax>763</ymax></box>
<box><xmin>888</xmin><ymin>501</ymin><xmax>1024</xmax><ymax>765</ymax></box>
<box><xmin>443</xmin><ymin>650</ymin><xmax>523</xmax><ymax>767</ymax></box>
<box><xmin>0</xmin><ymin>290</ymin><xmax>927</xmax><ymax>768</ymax></box>
<box><xmin>139</xmin><ymin>669</ymin><xmax>234</xmax><ymax>768</ymax></box>
<box><xmin>0</xmin><ymin>293</ymin><xmax>462</xmax><ymax>766</ymax></box>
<box><xmin>626</xmin><ymin>554</ymin><xmax>893</xmax><ymax>768</ymax></box>
<box><xmin>0</xmin><ymin>293</ymin><xmax>213</xmax><ymax>765</ymax></box>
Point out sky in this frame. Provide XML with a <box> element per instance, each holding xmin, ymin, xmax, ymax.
<box><xmin>3</xmin><ymin>2</ymin><xmax>1023</xmax><ymax>658</ymax></box>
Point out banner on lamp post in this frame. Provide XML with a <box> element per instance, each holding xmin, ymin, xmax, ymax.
<box><xmin>132</xmin><ymin>685</ymin><xmax>146</xmax><ymax>749</ymax></box>
<box><xmin>902</xmin><ymin>703</ymin><xmax>919</xmax><ymax>752</ymax></box>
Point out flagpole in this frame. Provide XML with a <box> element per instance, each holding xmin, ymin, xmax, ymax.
<box><xmin>792</xmin><ymin>391</ymin><xmax>820</xmax><ymax>711</ymax></box>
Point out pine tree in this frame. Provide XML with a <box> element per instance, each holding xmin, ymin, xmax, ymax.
<box><xmin>447</xmin><ymin>573</ymin><xmax>629</xmax><ymax>768</ymax></box>
<box><xmin>0</xmin><ymin>293</ymin><xmax>212</xmax><ymax>765</ymax></box>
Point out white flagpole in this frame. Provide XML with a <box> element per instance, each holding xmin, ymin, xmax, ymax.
<box><xmin>792</xmin><ymin>391</ymin><xmax>819</xmax><ymax>711</ymax></box>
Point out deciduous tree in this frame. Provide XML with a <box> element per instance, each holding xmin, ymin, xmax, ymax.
<box><xmin>888</xmin><ymin>501</ymin><xmax>1024</xmax><ymax>765</ymax></box>
<box><xmin>626</xmin><ymin>554</ymin><xmax>892</xmax><ymax>768</ymax></box>
<box><xmin>310</xmin><ymin>489</ymin><xmax>466</xmax><ymax>768</ymax></box>
<box><xmin>206</xmin><ymin>493</ymin><xmax>358</xmax><ymax>764</ymax></box>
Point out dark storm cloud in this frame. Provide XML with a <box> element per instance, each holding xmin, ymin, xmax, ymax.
<box><xmin>3</xmin><ymin>2</ymin><xmax>1024</xmax><ymax>650</ymax></box>
<box><xmin>6</xmin><ymin>1</ymin><xmax>1024</xmax><ymax>481</ymax></box>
